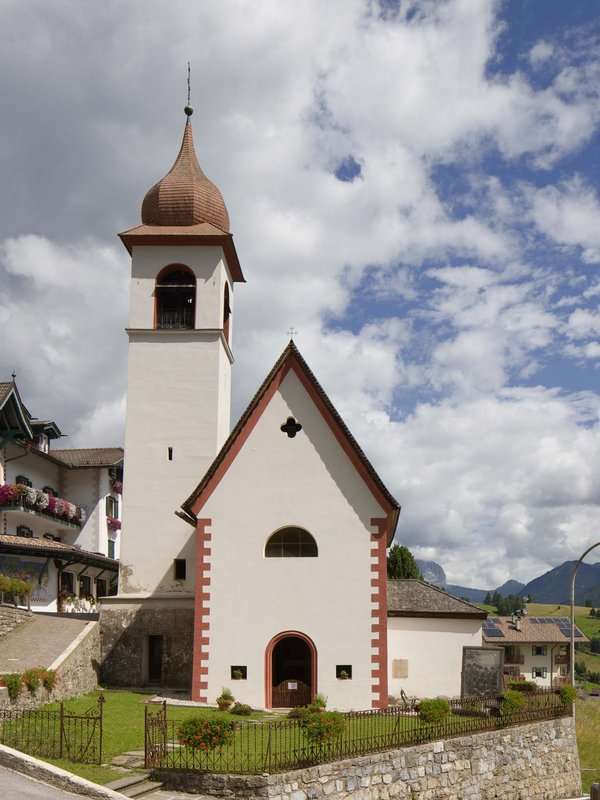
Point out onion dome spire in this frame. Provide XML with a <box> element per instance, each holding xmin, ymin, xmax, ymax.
<box><xmin>141</xmin><ymin>107</ymin><xmax>230</xmax><ymax>231</ymax></box>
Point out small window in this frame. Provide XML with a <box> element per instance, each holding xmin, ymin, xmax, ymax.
<box><xmin>15</xmin><ymin>475</ymin><xmax>32</xmax><ymax>487</ymax></box>
<box><xmin>16</xmin><ymin>525</ymin><xmax>34</xmax><ymax>538</ymax></box>
<box><xmin>532</xmin><ymin>645</ymin><xmax>547</xmax><ymax>656</ymax></box>
<box><xmin>336</xmin><ymin>665</ymin><xmax>352</xmax><ymax>680</ymax></box>
<box><xmin>265</xmin><ymin>527</ymin><xmax>318</xmax><ymax>558</ymax></box>
<box><xmin>168</xmin><ymin>447</ymin><xmax>173</xmax><ymax>461</ymax></box>
<box><xmin>60</xmin><ymin>572</ymin><xmax>74</xmax><ymax>593</ymax></box>
<box><xmin>96</xmin><ymin>579</ymin><xmax>108</xmax><ymax>597</ymax></box>
<box><xmin>532</xmin><ymin>667</ymin><xmax>547</xmax><ymax>679</ymax></box>
<box><xmin>174</xmin><ymin>559</ymin><xmax>186</xmax><ymax>580</ymax></box>
<box><xmin>79</xmin><ymin>575</ymin><xmax>92</xmax><ymax>598</ymax></box>
<box><xmin>43</xmin><ymin>486</ymin><xmax>57</xmax><ymax>497</ymax></box>
<box><xmin>107</xmin><ymin>540</ymin><xmax>116</xmax><ymax>559</ymax></box>
<box><xmin>231</xmin><ymin>665</ymin><xmax>247</xmax><ymax>680</ymax></box>
<box><xmin>106</xmin><ymin>495</ymin><xmax>119</xmax><ymax>517</ymax></box>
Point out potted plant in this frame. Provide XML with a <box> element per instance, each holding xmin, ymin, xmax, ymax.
<box><xmin>232</xmin><ymin>668</ymin><xmax>244</xmax><ymax>680</ymax></box>
<box><xmin>216</xmin><ymin>687</ymin><xmax>235</xmax><ymax>710</ymax></box>
<box><xmin>338</xmin><ymin>669</ymin><xmax>350</xmax><ymax>680</ymax></box>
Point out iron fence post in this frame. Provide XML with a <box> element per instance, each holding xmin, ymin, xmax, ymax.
<box><xmin>59</xmin><ymin>703</ymin><xmax>64</xmax><ymax>759</ymax></box>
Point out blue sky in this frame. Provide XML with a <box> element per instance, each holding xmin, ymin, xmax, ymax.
<box><xmin>1</xmin><ymin>0</ymin><xmax>600</xmax><ymax>586</ymax></box>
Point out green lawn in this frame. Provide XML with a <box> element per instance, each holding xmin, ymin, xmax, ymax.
<box><xmin>575</xmin><ymin>699</ymin><xmax>600</xmax><ymax>794</ymax></box>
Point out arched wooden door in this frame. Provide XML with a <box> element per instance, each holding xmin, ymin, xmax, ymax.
<box><xmin>265</xmin><ymin>631</ymin><xmax>317</xmax><ymax>708</ymax></box>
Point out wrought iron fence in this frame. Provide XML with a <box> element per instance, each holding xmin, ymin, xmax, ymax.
<box><xmin>145</xmin><ymin>688</ymin><xmax>567</xmax><ymax>775</ymax></box>
<box><xmin>0</xmin><ymin>695</ymin><xmax>104</xmax><ymax>764</ymax></box>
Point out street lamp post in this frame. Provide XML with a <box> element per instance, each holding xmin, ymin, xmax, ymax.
<box><xmin>570</xmin><ymin>540</ymin><xmax>600</xmax><ymax>685</ymax></box>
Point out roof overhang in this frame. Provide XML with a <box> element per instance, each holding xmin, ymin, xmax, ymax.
<box><xmin>0</xmin><ymin>540</ymin><xmax>119</xmax><ymax>571</ymax></box>
<box><xmin>118</xmin><ymin>223</ymin><xmax>245</xmax><ymax>283</ymax></box>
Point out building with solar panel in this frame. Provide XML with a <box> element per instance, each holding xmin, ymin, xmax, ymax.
<box><xmin>482</xmin><ymin>615</ymin><xmax>589</xmax><ymax>687</ymax></box>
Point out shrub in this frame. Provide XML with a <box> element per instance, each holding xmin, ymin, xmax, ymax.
<box><xmin>501</xmin><ymin>689</ymin><xmax>525</xmax><ymax>716</ymax></box>
<box><xmin>288</xmin><ymin>706</ymin><xmax>310</xmax><ymax>720</ymax></box>
<box><xmin>417</xmin><ymin>698</ymin><xmax>451</xmax><ymax>726</ymax></box>
<box><xmin>507</xmin><ymin>680</ymin><xmax>537</xmax><ymax>693</ymax></box>
<box><xmin>22</xmin><ymin>668</ymin><xmax>42</xmax><ymax>694</ymax></box>
<box><xmin>40</xmin><ymin>668</ymin><xmax>57</xmax><ymax>691</ymax></box>
<box><xmin>301</xmin><ymin>710</ymin><xmax>345</xmax><ymax>744</ymax></box>
<box><xmin>231</xmin><ymin>702</ymin><xmax>252</xmax><ymax>716</ymax></box>
<box><xmin>217</xmin><ymin>687</ymin><xmax>234</xmax><ymax>702</ymax></box>
<box><xmin>177</xmin><ymin>715</ymin><xmax>234</xmax><ymax>751</ymax></box>
<box><xmin>3</xmin><ymin>673</ymin><xmax>23</xmax><ymax>701</ymax></box>
<box><xmin>558</xmin><ymin>684</ymin><xmax>577</xmax><ymax>706</ymax></box>
<box><xmin>307</xmin><ymin>693</ymin><xmax>327</xmax><ymax>712</ymax></box>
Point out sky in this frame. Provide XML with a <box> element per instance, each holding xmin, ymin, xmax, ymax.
<box><xmin>1</xmin><ymin>0</ymin><xmax>600</xmax><ymax>589</ymax></box>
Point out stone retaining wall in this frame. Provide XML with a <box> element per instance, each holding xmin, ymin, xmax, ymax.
<box><xmin>0</xmin><ymin>605</ymin><xmax>32</xmax><ymax>638</ymax></box>
<box><xmin>0</xmin><ymin>621</ymin><xmax>100</xmax><ymax>711</ymax></box>
<box><xmin>154</xmin><ymin>717</ymin><xmax>581</xmax><ymax>800</ymax></box>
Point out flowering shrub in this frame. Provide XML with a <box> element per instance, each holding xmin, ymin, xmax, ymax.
<box><xmin>24</xmin><ymin>486</ymin><xmax>37</xmax><ymax>506</ymax></box>
<box><xmin>0</xmin><ymin>575</ymin><xmax>32</xmax><ymax>597</ymax></box>
<box><xmin>301</xmin><ymin>710</ymin><xmax>346</xmax><ymax>744</ymax></box>
<box><xmin>107</xmin><ymin>516</ymin><xmax>121</xmax><ymax>531</ymax></box>
<box><xmin>22</xmin><ymin>668</ymin><xmax>42</xmax><ymax>694</ymax></box>
<box><xmin>112</xmin><ymin>480</ymin><xmax>123</xmax><ymax>494</ymax></box>
<box><xmin>177</xmin><ymin>715</ymin><xmax>235</xmax><ymax>751</ymax></box>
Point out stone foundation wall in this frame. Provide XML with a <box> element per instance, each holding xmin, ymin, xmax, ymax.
<box><xmin>154</xmin><ymin>717</ymin><xmax>581</xmax><ymax>800</ymax></box>
<box><xmin>0</xmin><ymin>621</ymin><xmax>100</xmax><ymax>711</ymax></box>
<box><xmin>0</xmin><ymin>605</ymin><xmax>32</xmax><ymax>638</ymax></box>
<box><xmin>100</xmin><ymin>603</ymin><xmax>194</xmax><ymax>688</ymax></box>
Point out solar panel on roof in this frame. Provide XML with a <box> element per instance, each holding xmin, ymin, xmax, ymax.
<box><xmin>490</xmin><ymin>617</ymin><xmax>501</xmax><ymax>623</ymax></box>
<box><xmin>531</xmin><ymin>618</ymin><xmax>542</xmax><ymax>623</ymax></box>
<box><xmin>485</xmin><ymin>629</ymin><xmax>505</xmax><ymax>637</ymax></box>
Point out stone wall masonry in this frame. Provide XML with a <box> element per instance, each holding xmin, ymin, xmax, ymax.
<box><xmin>100</xmin><ymin>604</ymin><xmax>194</xmax><ymax>688</ymax></box>
<box><xmin>0</xmin><ymin>604</ymin><xmax>32</xmax><ymax>638</ymax></box>
<box><xmin>0</xmin><ymin>622</ymin><xmax>100</xmax><ymax>712</ymax></box>
<box><xmin>153</xmin><ymin>717</ymin><xmax>581</xmax><ymax>800</ymax></box>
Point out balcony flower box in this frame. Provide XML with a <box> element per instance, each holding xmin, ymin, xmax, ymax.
<box><xmin>107</xmin><ymin>516</ymin><xmax>121</xmax><ymax>531</ymax></box>
<box><xmin>0</xmin><ymin>483</ymin><xmax>85</xmax><ymax>528</ymax></box>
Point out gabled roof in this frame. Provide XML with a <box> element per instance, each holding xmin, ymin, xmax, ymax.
<box><xmin>0</xmin><ymin>380</ymin><xmax>63</xmax><ymax>445</ymax></box>
<box><xmin>387</xmin><ymin>580</ymin><xmax>487</xmax><ymax>618</ymax></box>
<box><xmin>182</xmin><ymin>340</ymin><xmax>400</xmax><ymax>544</ymax></box>
<box><xmin>50</xmin><ymin>447</ymin><xmax>124</xmax><ymax>468</ymax></box>
<box><xmin>482</xmin><ymin>615</ymin><xmax>589</xmax><ymax>644</ymax></box>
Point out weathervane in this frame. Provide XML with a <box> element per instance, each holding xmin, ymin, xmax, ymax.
<box><xmin>185</xmin><ymin>62</ymin><xmax>193</xmax><ymax>118</ymax></box>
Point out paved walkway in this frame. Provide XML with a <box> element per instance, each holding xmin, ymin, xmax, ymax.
<box><xmin>0</xmin><ymin>614</ymin><xmax>89</xmax><ymax>673</ymax></box>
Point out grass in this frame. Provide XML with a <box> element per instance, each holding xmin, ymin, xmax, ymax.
<box><xmin>35</xmin><ymin>689</ymin><xmax>278</xmax><ymax>784</ymax></box>
<box><xmin>575</xmin><ymin>699</ymin><xmax>600</xmax><ymax>794</ymax></box>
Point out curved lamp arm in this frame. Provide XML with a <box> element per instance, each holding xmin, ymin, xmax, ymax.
<box><xmin>570</xmin><ymin>540</ymin><xmax>600</xmax><ymax>684</ymax></box>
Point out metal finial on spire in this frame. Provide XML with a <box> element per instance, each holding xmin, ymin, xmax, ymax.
<box><xmin>287</xmin><ymin>327</ymin><xmax>298</xmax><ymax>340</ymax></box>
<box><xmin>184</xmin><ymin>62</ymin><xmax>193</xmax><ymax>118</ymax></box>
<box><xmin>11</xmin><ymin>372</ymin><xmax>16</xmax><ymax>380</ymax></box>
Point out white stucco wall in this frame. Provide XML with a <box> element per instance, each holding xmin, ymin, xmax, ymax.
<box><xmin>387</xmin><ymin>616</ymin><xmax>483</xmax><ymax>698</ymax></box>
<box><xmin>118</xmin><ymin>244</ymin><xmax>233</xmax><ymax>596</ymax></box>
<box><xmin>198</xmin><ymin>368</ymin><xmax>388</xmax><ymax>711</ymax></box>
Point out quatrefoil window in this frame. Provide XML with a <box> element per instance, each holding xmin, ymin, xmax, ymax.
<box><xmin>280</xmin><ymin>417</ymin><xmax>302</xmax><ymax>438</ymax></box>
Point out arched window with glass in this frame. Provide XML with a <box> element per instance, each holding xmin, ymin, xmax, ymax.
<box><xmin>265</xmin><ymin>526</ymin><xmax>318</xmax><ymax>558</ymax></box>
<box><xmin>155</xmin><ymin>265</ymin><xmax>196</xmax><ymax>329</ymax></box>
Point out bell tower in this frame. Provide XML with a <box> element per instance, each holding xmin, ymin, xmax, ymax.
<box><xmin>100</xmin><ymin>106</ymin><xmax>245</xmax><ymax>688</ymax></box>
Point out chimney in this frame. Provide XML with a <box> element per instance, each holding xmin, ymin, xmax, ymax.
<box><xmin>515</xmin><ymin>618</ymin><xmax>521</xmax><ymax>632</ymax></box>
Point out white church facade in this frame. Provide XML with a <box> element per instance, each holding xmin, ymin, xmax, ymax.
<box><xmin>99</xmin><ymin>107</ymin><xmax>484</xmax><ymax>708</ymax></box>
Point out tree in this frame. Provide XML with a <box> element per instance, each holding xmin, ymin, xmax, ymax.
<box><xmin>484</xmin><ymin>591</ymin><xmax>492</xmax><ymax>605</ymax></box>
<box><xmin>387</xmin><ymin>544</ymin><xmax>422</xmax><ymax>580</ymax></box>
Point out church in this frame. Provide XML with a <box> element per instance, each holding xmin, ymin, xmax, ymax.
<box><xmin>99</xmin><ymin>106</ymin><xmax>484</xmax><ymax>710</ymax></box>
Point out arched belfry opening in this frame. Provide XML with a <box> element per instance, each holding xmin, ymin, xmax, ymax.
<box><xmin>265</xmin><ymin>631</ymin><xmax>317</xmax><ymax>708</ymax></box>
<box><xmin>155</xmin><ymin>265</ymin><xmax>196</xmax><ymax>329</ymax></box>
<box><xmin>223</xmin><ymin>283</ymin><xmax>231</xmax><ymax>343</ymax></box>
